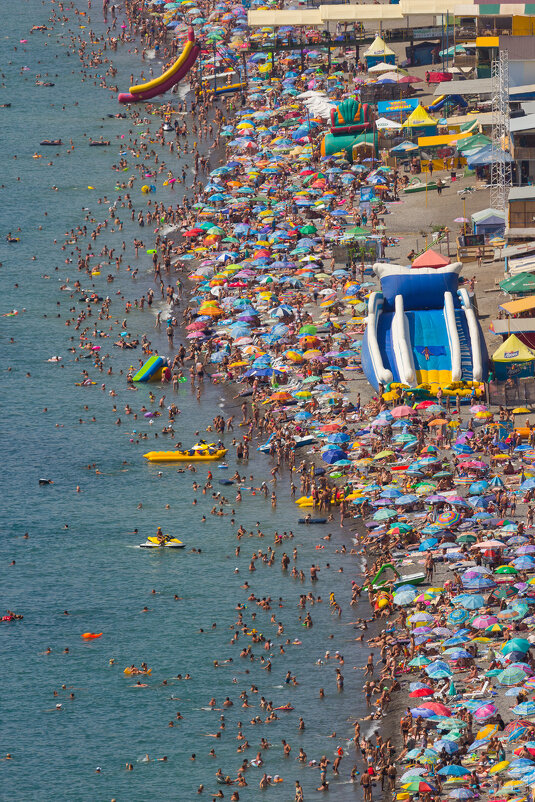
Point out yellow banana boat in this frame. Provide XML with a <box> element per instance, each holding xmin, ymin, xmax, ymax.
<box><xmin>144</xmin><ymin>448</ymin><xmax>227</xmax><ymax>462</ymax></box>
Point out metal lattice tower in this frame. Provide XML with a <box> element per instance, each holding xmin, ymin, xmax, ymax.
<box><xmin>490</xmin><ymin>49</ymin><xmax>512</xmax><ymax>214</ymax></box>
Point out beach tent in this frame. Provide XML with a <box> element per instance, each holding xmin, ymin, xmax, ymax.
<box><xmin>471</xmin><ymin>208</ymin><xmax>506</xmax><ymax>237</ymax></box>
<box><xmin>364</xmin><ymin>35</ymin><xmax>395</xmax><ymax>68</ymax></box>
<box><xmin>411</xmin><ymin>249</ymin><xmax>450</xmax><ymax>269</ymax></box>
<box><xmin>402</xmin><ymin>104</ymin><xmax>438</xmax><ymax>132</ymax></box>
<box><xmin>492</xmin><ymin>334</ymin><xmax>535</xmax><ymax>380</ymax></box>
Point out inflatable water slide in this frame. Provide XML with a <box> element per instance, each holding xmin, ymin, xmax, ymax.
<box><xmin>132</xmin><ymin>355</ymin><xmax>168</xmax><ymax>382</ymax></box>
<box><xmin>118</xmin><ymin>29</ymin><xmax>200</xmax><ymax>103</ymax></box>
<box><xmin>361</xmin><ymin>261</ymin><xmax>488</xmax><ymax>391</ymax></box>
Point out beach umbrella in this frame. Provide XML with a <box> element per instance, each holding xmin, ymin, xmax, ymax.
<box><xmin>394</xmin><ymin>589</ymin><xmax>419</xmax><ymax>606</ymax></box>
<box><xmin>513</xmin><ymin>556</ymin><xmax>535</xmax><ymax>569</ymax></box>
<box><xmin>401</xmin><ymin>768</ymin><xmax>427</xmax><ymax>781</ymax></box>
<box><xmin>408</xmin><ymin>656</ymin><xmax>431</xmax><ymax>667</ymax></box>
<box><xmin>425</xmin><ymin>662</ymin><xmax>452</xmax><ymax>679</ymax></box>
<box><xmin>327</xmin><ymin>432</ymin><xmax>350</xmax><ymax>444</ymax></box>
<box><xmin>420</xmin><ymin>701</ymin><xmax>452</xmax><ymax>716</ymax></box>
<box><xmin>402</xmin><ymin>781</ymin><xmax>437</xmax><ymax>793</ymax></box>
<box><xmin>323</xmin><ymin>449</ymin><xmax>348</xmax><ymax>465</ymax></box>
<box><xmin>474</xmin><ymin>703</ymin><xmax>498</xmax><ymax>720</ymax></box>
<box><xmin>498</xmin><ymin>609</ymin><xmax>525</xmax><ymax>622</ymax></box>
<box><xmin>489</xmin><ymin>760</ymin><xmax>511</xmax><ymax>775</ymax></box>
<box><xmin>486</xmin><ymin>623</ymin><xmax>507</xmax><ymax>634</ymax></box>
<box><xmin>498</xmin><ymin>666</ymin><xmax>531</xmax><ymax>685</ymax></box>
<box><xmin>409</xmin><ymin>612</ymin><xmax>435</xmax><ymax>624</ymax></box>
<box><xmin>512</xmin><ymin>702</ymin><xmax>535</xmax><ymax>716</ymax></box>
<box><xmin>392</xmin><ymin>405</ymin><xmax>414</xmax><ymax>418</ymax></box>
<box><xmin>463</xmin><ymin>576</ymin><xmax>496</xmax><ymax>590</ymax></box>
<box><xmin>458</xmin><ymin>595</ymin><xmax>484</xmax><ymax>610</ymax></box>
<box><xmin>372</xmin><ymin>508</ymin><xmax>399</xmax><ymax>521</ymax></box>
<box><xmin>409</xmin><ymin>687</ymin><xmax>434</xmax><ymax>698</ymax></box>
<box><xmin>438</xmin><ymin>766</ymin><xmax>470</xmax><ymax>777</ymax></box>
<box><xmin>443</xmin><ymin>648</ymin><xmax>472</xmax><ymax>660</ymax></box>
<box><xmin>502</xmin><ymin>779</ymin><xmax>528</xmax><ymax>791</ymax></box>
<box><xmin>476</xmin><ymin>723</ymin><xmax>499</xmax><ymax>740</ymax></box>
<box><xmin>472</xmin><ymin>615</ymin><xmax>498</xmax><ymax>629</ymax></box>
<box><xmin>418</xmin><ymin>749</ymin><xmax>439</xmax><ymax>765</ymax></box>
<box><xmin>411</xmin><ymin>707</ymin><xmax>436</xmax><ymax>718</ymax></box>
<box><xmin>448</xmin><ymin>609</ymin><xmax>469</xmax><ymax>624</ymax></box>
<box><xmin>437</xmin><ymin>510</ymin><xmax>461</xmax><ymax>526</ymax></box>
<box><xmin>435</xmin><ymin>738</ymin><xmax>460</xmax><ymax>754</ymax></box>
<box><xmin>503</xmin><ymin>639</ymin><xmax>531</xmax><ymax>655</ymax></box>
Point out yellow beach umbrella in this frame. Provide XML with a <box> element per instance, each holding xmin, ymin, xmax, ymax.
<box><xmin>476</xmin><ymin>723</ymin><xmax>498</xmax><ymax>740</ymax></box>
<box><xmin>489</xmin><ymin>762</ymin><xmax>510</xmax><ymax>776</ymax></box>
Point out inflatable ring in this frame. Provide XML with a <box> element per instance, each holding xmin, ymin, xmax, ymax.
<box><xmin>141</xmin><ymin>184</ymin><xmax>150</xmax><ymax>193</ymax></box>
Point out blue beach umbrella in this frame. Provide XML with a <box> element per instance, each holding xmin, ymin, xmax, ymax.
<box><xmin>434</xmin><ymin>739</ymin><xmax>459</xmax><ymax>754</ymax></box>
<box><xmin>450</xmin><ymin>790</ymin><xmax>476</xmax><ymax>800</ymax></box>
<box><xmin>438</xmin><ymin>765</ymin><xmax>470</xmax><ymax>777</ymax></box>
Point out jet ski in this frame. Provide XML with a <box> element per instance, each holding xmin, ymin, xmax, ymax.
<box><xmin>140</xmin><ymin>536</ymin><xmax>185</xmax><ymax>549</ymax></box>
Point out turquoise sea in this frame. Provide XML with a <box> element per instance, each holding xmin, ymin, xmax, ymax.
<box><xmin>1</xmin><ymin>3</ymin><xmax>370</xmax><ymax>799</ymax></box>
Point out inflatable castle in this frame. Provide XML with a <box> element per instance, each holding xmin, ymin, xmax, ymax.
<box><xmin>321</xmin><ymin>97</ymin><xmax>377</xmax><ymax>161</ymax></box>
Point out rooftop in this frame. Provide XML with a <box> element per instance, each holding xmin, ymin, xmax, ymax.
<box><xmin>509</xmin><ymin>187</ymin><xmax>535</xmax><ymax>202</ymax></box>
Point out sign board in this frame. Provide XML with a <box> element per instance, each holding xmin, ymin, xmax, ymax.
<box><xmin>460</xmin><ymin>233</ymin><xmax>485</xmax><ymax>247</ymax></box>
<box><xmin>377</xmin><ymin>98</ymin><xmax>419</xmax><ymax>119</ymax></box>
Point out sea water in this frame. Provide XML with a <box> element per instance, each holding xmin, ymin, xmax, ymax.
<box><xmin>0</xmin><ymin>3</ymin><xmax>370</xmax><ymax>799</ymax></box>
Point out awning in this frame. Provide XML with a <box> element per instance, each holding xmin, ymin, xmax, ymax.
<box><xmin>417</xmin><ymin>132</ymin><xmax>472</xmax><ymax>147</ymax></box>
<box><xmin>476</xmin><ymin>36</ymin><xmax>499</xmax><ymax>47</ymax></box>
<box><xmin>446</xmin><ymin>112</ymin><xmax>494</xmax><ymax>128</ymax></box>
<box><xmin>499</xmin><ymin>295</ymin><xmax>535</xmax><ymax>315</ymax></box>
<box><xmin>490</xmin><ymin>319</ymin><xmax>535</xmax><ymax>335</ymax></box>
<box><xmin>509</xmin><ymin>256</ymin><xmax>535</xmax><ymax>276</ymax></box>
<box><xmin>247</xmin><ymin>9</ymin><xmax>322</xmax><ymax>26</ymax></box>
<box><xmin>320</xmin><ymin>5</ymin><xmax>403</xmax><ymax>21</ymax></box>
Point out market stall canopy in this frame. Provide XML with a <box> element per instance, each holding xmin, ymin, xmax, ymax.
<box><xmin>500</xmin><ymin>272</ymin><xmax>535</xmax><ymax>295</ymax></box>
<box><xmin>499</xmin><ymin>295</ymin><xmax>535</xmax><ymax>316</ymax></box>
